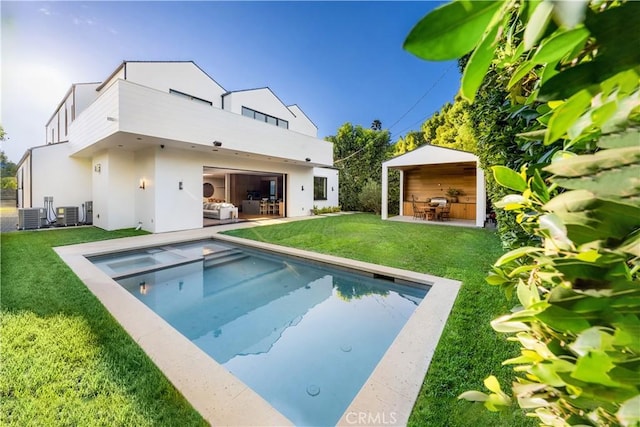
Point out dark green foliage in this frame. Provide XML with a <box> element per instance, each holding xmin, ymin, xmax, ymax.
<box><xmin>358</xmin><ymin>179</ymin><xmax>382</xmax><ymax>214</ymax></box>
<box><xmin>326</xmin><ymin>122</ymin><xmax>392</xmax><ymax>212</ymax></box>
<box><xmin>405</xmin><ymin>0</ymin><xmax>640</xmax><ymax>425</ymax></box>
<box><xmin>468</xmin><ymin>64</ymin><xmax>545</xmax><ymax>248</ymax></box>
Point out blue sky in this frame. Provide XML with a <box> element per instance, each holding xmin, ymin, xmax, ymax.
<box><xmin>1</xmin><ymin>1</ymin><xmax>460</xmax><ymax>163</ymax></box>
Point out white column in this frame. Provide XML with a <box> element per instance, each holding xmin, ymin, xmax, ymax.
<box><xmin>399</xmin><ymin>170</ymin><xmax>404</xmax><ymax>216</ymax></box>
<box><xmin>381</xmin><ymin>164</ymin><xmax>388</xmax><ymax>219</ymax></box>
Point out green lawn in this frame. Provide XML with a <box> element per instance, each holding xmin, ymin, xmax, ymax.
<box><xmin>0</xmin><ymin>227</ymin><xmax>207</xmax><ymax>426</ymax></box>
<box><xmin>224</xmin><ymin>214</ymin><xmax>535</xmax><ymax>427</ymax></box>
<box><xmin>1</xmin><ymin>216</ymin><xmax>534</xmax><ymax>426</ymax></box>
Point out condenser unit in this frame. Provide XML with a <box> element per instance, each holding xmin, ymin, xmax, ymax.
<box><xmin>18</xmin><ymin>208</ymin><xmax>47</xmax><ymax>230</ymax></box>
<box><xmin>56</xmin><ymin>206</ymin><xmax>79</xmax><ymax>226</ymax></box>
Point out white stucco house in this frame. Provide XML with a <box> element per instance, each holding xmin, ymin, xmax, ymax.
<box><xmin>17</xmin><ymin>61</ymin><xmax>339</xmax><ymax>233</ymax></box>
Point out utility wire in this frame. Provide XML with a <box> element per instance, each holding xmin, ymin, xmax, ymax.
<box><xmin>387</xmin><ymin>63</ymin><xmax>456</xmax><ymax>135</ymax></box>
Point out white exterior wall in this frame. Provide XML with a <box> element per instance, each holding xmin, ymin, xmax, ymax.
<box><xmin>106</xmin><ymin>80</ymin><xmax>332</xmax><ymax>165</ymax></box>
<box><xmin>285</xmin><ymin>166</ymin><xmax>315</xmax><ymax>217</ymax></box>
<box><xmin>69</xmin><ymin>81</ymin><xmax>121</xmax><ymax>154</ymax></box>
<box><xmin>153</xmin><ymin>147</ymin><xmax>204</xmax><ymax>233</ymax></box>
<box><xmin>288</xmin><ymin>105</ymin><xmax>318</xmax><ymax>137</ymax></box>
<box><xmin>45</xmin><ymin>98</ymin><xmax>70</xmax><ymax>144</ymax></box>
<box><xmin>312</xmin><ymin>167</ymin><xmax>339</xmax><ymax>209</ymax></box>
<box><xmin>133</xmin><ymin>148</ymin><xmax>156</xmax><ymax>232</ymax></box>
<box><xmin>27</xmin><ymin>143</ymin><xmax>91</xmax><ymax>211</ymax></box>
<box><xmin>125</xmin><ymin>62</ymin><xmax>225</xmax><ymax>108</ymax></box>
<box><xmin>92</xmin><ymin>149</ymin><xmax>136</xmax><ymax>231</ymax></box>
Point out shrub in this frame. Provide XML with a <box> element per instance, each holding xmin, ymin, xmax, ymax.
<box><xmin>405</xmin><ymin>1</ymin><xmax>640</xmax><ymax>425</ymax></box>
<box><xmin>358</xmin><ymin>179</ymin><xmax>382</xmax><ymax>214</ymax></box>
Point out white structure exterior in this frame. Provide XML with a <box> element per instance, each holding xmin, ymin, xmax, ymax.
<box><xmin>381</xmin><ymin>144</ymin><xmax>486</xmax><ymax>227</ymax></box>
<box><xmin>17</xmin><ymin>61</ymin><xmax>338</xmax><ymax>233</ymax></box>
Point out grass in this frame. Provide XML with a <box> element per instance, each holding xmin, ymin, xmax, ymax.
<box><xmin>1</xmin><ymin>216</ymin><xmax>535</xmax><ymax>426</ymax></box>
<box><xmin>0</xmin><ymin>227</ymin><xmax>207</xmax><ymax>426</ymax></box>
<box><xmin>224</xmin><ymin>214</ymin><xmax>536</xmax><ymax>427</ymax></box>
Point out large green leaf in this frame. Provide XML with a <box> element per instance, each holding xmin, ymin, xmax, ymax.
<box><xmin>572</xmin><ymin>351</ymin><xmax>626</xmax><ymax>387</ymax></box>
<box><xmin>536</xmin><ymin>305</ymin><xmax>591</xmax><ymax>333</ymax></box>
<box><xmin>544</xmin><ymin>146</ymin><xmax>640</xmax><ymax>177</ymax></box>
<box><xmin>523</xmin><ymin>0</ymin><xmax>554</xmax><ymax>51</ymax></box>
<box><xmin>531</xmin><ymin>27</ymin><xmax>589</xmax><ymax>64</ymax></box>
<box><xmin>545</xmin><ymin>90</ymin><xmax>592</xmax><ymax>145</ymax></box>
<box><xmin>554</xmin><ymin>164</ymin><xmax>640</xmax><ymax>198</ymax></box>
<box><xmin>461</xmin><ymin>24</ymin><xmax>499</xmax><ymax>101</ymax></box>
<box><xmin>404</xmin><ymin>0</ymin><xmax>503</xmax><ymax>61</ymax></box>
<box><xmin>494</xmin><ymin>246</ymin><xmax>543</xmax><ymax>266</ymax></box>
<box><xmin>598</xmin><ymin>128</ymin><xmax>640</xmax><ymax>149</ymax></box>
<box><xmin>492</xmin><ymin>165</ymin><xmax>528</xmax><ymax>192</ymax></box>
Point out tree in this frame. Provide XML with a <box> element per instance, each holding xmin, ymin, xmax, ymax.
<box><xmin>405</xmin><ymin>1</ymin><xmax>640</xmax><ymax>426</ymax></box>
<box><xmin>0</xmin><ymin>151</ymin><xmax>17</xmax><ymax>178</ymax></box>
<box><xmin>371</xmin><ymin>119</ymin><xmax>382</xmax><ymax>131</ymax></box>
<box><xmin>420</xmin><ymin>96</ymin><xmax>477</xmax><ymax>153</ymax></box>
<box><xmin>326</xmin><ymin>122</ymin><xmax>392</xmax><ymax>212</ymax></box>
<box><xmin>392</xmin><ymin>131</ymin><xmax>425</xmax><ymax>156</ymax></box>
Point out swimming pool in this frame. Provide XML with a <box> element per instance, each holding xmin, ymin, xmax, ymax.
<box><xmin>92</xmin><ymin>240</ymin><xmax>428</xmax><ymax>426</ymax></box>
<box><xmin>56</xmin><ymin>227</ymin><xmax>461</xmax><ymax>425</ymax></box>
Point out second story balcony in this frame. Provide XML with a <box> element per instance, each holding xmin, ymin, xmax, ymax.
<box><xmin>69</xmin><ymin>79</ymin><xmax>333</xmax><ymax>167</ymax></box>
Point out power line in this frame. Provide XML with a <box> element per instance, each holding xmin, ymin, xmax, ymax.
<box><xmin>387</xmin><ymin>63</ymin><xmax>456</xmax><ymax>135</ymax></box>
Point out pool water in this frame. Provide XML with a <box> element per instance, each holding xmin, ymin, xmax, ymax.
<box><xmin>109</xmin><ymin>241</ymin><xmax>428</xmax><ymax>426</ymax></box>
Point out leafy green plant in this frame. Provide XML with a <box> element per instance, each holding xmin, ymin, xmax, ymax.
<box><xmin>358</xmin><ymin>179</ymin><xmax>382</xmax><ymax>214</ymax></box>
<box><xmin>446</xmin><ymin>188</ymin><xmax>463</xmax><ymax>197</ymax></box>
<box><xmin>405</xmin><ymin>1</ymin><xmax>639</xmax><ymax>426</ymax></box>
<box><xmin>312</xmin><ymin>205</ymin><xmax>342</xmax><ymax>215</ymax></box>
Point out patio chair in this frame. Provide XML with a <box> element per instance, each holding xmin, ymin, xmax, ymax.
<box><xmin>438</xmin><ymin>205</ymin><xmax>451</xmax><ymax>221</ymax></box>
<box><xmin>411</xmin><ymin>195</ymin><xmax>426</xmax><ymax>220</ymax></box>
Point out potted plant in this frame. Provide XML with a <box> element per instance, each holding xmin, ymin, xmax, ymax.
<box><xmin>446</xmin><ymin>188</ymin><xmax>463</xmax><ymax>202</ymax></box>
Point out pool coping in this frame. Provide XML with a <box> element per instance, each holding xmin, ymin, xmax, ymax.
<box><xmin>54</xmin><ymin>221</ymin><xmax>461</xmax><ymax>426</ymax></box>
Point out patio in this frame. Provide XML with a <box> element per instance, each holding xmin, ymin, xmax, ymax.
<box><xmin>381</xmin><ymin>145</ymin><xmax>487</xmax><ymax>227</ymax></box>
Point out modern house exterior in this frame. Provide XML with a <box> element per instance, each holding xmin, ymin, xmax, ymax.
<box><xmin>17</xmin><ymin>61</ymin><xmax>338</xmax><ymax>233</ymax></box>
<box><xmin>381</xmin><ymin>144</ymin><xmax>487</xmax><ymax>227</ymax></box>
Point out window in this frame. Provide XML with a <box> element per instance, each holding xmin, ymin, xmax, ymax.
<box><xmin>314</xmin><ymin>177</ymin><xmax>327</xmax><ymax>201</ymax></box>
<box><xmin>169</xmin><ymin>89</ymin><xmax>213</xmax><ymax>106</ymax></box>
<box><xmin>241</xmin><ymin>106</ymin><xmax>289</xmax><ymax>129</ymax></box>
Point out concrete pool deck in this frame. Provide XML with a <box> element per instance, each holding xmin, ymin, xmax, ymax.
<box><xmin>54</xmin><ymin>218</ymin><xmax>461</xmax><ymax>426</ymax></box>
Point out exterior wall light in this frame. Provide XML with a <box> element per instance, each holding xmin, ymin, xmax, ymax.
<box><xmin>139</xmin><ymin>179</ymin><xmax>146</xmax><ymax>190</ymax></box>
<box><xmin>179</xmin><ymin>181</ymin><xmax>183</xmax><ymax>190</ymax></box>
<box><xmin>305</xmin><ymin>158</ymin><xmax>311</xmax><ymax>162</ymax></box>
<box><xmin>301</xmin><ymin>185</ymin><xmax>304</xmax><ymax>191</ymax></box>
<box><xmin>213</xmin><ymin>141</ymin><xmax>223</xmax><ymax>147</ymax></box>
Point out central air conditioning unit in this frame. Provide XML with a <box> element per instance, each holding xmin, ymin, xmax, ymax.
<box><xmin>18</xmin><ymin>208</ymin><xmax>47</xmax><ymax>230</ymax></box>
<box><xmin>56</xmin><ymin>206</ymin><xmax>79</xmax><ymax>226</ymax></box>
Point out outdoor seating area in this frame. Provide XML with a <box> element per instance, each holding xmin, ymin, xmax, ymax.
<box><xmin>411</xmin><ymin>195</ymin><xmax>450</xmax><ymax>222</ymax></box>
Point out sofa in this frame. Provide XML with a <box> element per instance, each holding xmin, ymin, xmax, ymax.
<box><xmin>203</xmin><ymin>202</ymin><xmax>238</xmax><ymax>220</ymax></box>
